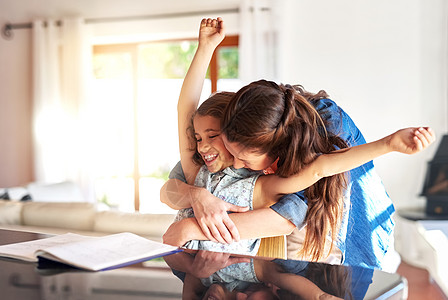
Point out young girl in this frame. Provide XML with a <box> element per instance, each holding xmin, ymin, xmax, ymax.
<box><xmin>162</xmin><ymin>18</ymin><xmax>436</xmax><ymax>259</ymax></box>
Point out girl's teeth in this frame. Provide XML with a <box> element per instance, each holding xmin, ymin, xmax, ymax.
<box><xmin>205</xmin><ymin>154</ymin><xmax>217</xmax><ymax>161</ymax></box>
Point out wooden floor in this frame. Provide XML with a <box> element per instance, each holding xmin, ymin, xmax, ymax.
<box><xmin>396</xmin><ymin>261</ymin><xmax>447</xmax><ymax>300</ymax></box>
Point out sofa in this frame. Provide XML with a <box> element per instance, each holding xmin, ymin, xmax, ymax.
<box><xmin>0</xmin><ymin>200</ymin><xmax>176</xmax><ymax>242</ymax></box>
<box><xmin>0</xmin><ymin>181</ymin><xmax>289</xmax><ymax>259</ymax></box>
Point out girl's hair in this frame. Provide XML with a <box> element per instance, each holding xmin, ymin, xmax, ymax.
<box><xmin>221</xmin><ymin>80</ymin><xmax>348</xmax><ymax>260</ymax></box>
<box><xmin>187</xmin><ymin>91</ymin><xmax>235</xmax><ymax>166</ymax></box>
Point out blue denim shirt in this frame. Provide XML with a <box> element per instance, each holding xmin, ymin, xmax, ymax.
<box><xmin>271</xmin><ymin>99</ymin><xmax>395</xmax><ymax>269</ymax></box>
<box><xmin>169</xmin><ymin>99</ymin><xmax>395</xmax><ymax>270</ymax></box>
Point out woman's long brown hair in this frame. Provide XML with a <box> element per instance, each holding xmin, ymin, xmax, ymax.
<box><xmin>221</xmin><ymin>80</ymin><xmax>348</xmax><ymax>260</ymax></box>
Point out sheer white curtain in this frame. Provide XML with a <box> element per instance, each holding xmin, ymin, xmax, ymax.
<box><xmin>32</xmin><ymin>18</ymin><xmax>94</xmax><ymax>201</ymax></box>
<box><xmin>238</xmin><ymin>0</ymin><xmax>291</xmax><ymax>84</ymax></box>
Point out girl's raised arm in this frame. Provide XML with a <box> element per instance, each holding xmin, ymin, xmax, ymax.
<box><xmin>259</xmin><ymin>127</ymin><xmax>435</xmax><ymax>200</ymax></box>
<box><xmin>177</xmin><ymin>18</ymin><xmax>226</xmax><ymax>184</ymax></box>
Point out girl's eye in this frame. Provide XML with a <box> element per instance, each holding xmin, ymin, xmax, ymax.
<box><xmin>195</xmin><ymin>137</ymin><xmax>202</xmax><ymax>142</ymax></box>
<box><xmin>209</xmin><ymin>134</ymin><xmax>219</xmax><ymax>139</ymax></box>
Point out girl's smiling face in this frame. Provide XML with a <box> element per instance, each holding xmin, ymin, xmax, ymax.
<box><xmin>193</xmin><ymin>115</ymin><xmax>234</xmax><ymax>173</ymax></box>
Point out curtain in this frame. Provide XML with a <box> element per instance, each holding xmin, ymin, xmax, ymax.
<box><xmin>238</xmin><ymin>0</ymin><xmax>291</xmax><ymax>84</ymax></box>
<box><xmin>32</xmin><ymin>18</ymin><xmax>94</xmax><ymax>201</ymax></box>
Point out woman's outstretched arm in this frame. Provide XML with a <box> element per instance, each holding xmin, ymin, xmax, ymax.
<box><xmin>259</xmin><ymin>126</ymin><xmax>436</xmax><ymax>201</ymax></box>
<box><xmin>162</xmin><ymin>127</ymin><xmax>435</xmax><ymax>246</ymax></box>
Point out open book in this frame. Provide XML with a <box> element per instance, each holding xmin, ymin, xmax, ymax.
<box><xmin>0</xmin><ymin>232</ymin><xmax>180</xmax><ymax>271</ymax></box>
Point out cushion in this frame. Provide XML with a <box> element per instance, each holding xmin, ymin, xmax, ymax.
<box><xmin>27</xmin><ymin>181</ymin><xmax>84</xmax><ymax>202</ymax></box>
<box><xmin>0</xmin><ymin>200</ymin><xmax>23</xmax><ymax>225</ymax></box>
<box><xmin>22</xmin><ymin>202</ymin><xmax>95</xmax><ymax>231</ymax></box>
<box><xmin>0</xmin><ymin>186</ymin><xmax>29</xmax><ymax>200</ymax></box>
<box><xmin>94</xmin><ymin>211</ymin><xmax>175</xmax><ymax>237</ymax></box>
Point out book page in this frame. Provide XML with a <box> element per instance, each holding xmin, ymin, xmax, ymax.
<box><xmin>0</xmin><ymin>233</ymin><xmax>95</xmax><ymax>262</ymax></box>
<box><xmin>36</xmin><ymin>232</ymin><xmax>179</xmax><ymax>271</ymax></box>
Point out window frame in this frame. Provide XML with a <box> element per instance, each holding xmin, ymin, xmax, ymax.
<box><xmin>93</xmin><ymin>35</ymin><xmax>239</xmax><ymax>211</ymax></box>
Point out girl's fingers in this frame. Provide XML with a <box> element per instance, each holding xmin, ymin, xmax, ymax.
<box><xmin>416</xmin><ymin>128</ymin><xmax>429</xmax><ymax>145</ymax></box>
<box><xmin>413</xmin><ymin>129</ymin><xmax>426</xmax><ymax>148</ymax></box>
<box><xmin>413</xmin><ymin>135</ymin><xmax>423</xmax><ymax>151</ymax></box>
<box><xmin>416</xmin><ymin>127</ymin><xmax>434</xmax><ymax>147</ymax></box>
<box><xmin>202</xmin><ymin>18</ymin><xmax>220</xmax><ymax>28</ymax></box>
<box><xmin>423</xmin><ymin>127</ymin><xmax>436</xmax><ymax>144</ymax></box>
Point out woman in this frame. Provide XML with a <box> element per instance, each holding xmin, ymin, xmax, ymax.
<box><xmin>222</xmin><ymin>80</ymin><xmax>433</xmax><ymax>268</ymax></box>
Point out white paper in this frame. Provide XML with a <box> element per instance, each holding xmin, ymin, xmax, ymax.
<box><xmin>0</xmin><ymin>232</ymin><xmax>179</xmax><ymax>270</ymax></box>
<box><xmin>0</xmin><ymin>233</ymin><xmax>95</xmax><ymax>262</ymax></box>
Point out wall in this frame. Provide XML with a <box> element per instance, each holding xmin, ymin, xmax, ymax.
<box><xmin>0</xmin><ymin>10</ymin><xmax>33</xmax><ymax>187</ymax></box>
<box><xmin>278</xmin><ymin>0</ymin><xmax>447</xmax><ymax>208</ymax></box>
<box><xmin>0</xmin><ymin>0</ymin><xmax>447</xmax><ymax>209</ymax></box>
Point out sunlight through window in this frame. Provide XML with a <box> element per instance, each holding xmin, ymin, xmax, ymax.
<box><xmin>92</xmin><ymin>37</ymin><xmax>239</xmax><ymax>213</ymax></box>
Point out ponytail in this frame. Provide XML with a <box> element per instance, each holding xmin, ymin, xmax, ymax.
<box><xmin>222</xmin><ymin>80</ymin><xmax>349</xmax><ymax>261</ymax></box>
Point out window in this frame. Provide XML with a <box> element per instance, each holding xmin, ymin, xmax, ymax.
<box><xmin>92</xmin><ymin>36</ymin><xmax>239</xmax><ymax>213</ymax></box>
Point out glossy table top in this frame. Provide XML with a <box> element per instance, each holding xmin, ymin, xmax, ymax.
<box><xmin>0</xmin><ymin>229</ymin><xmax>406</xmax><ymax>299</ymax></box>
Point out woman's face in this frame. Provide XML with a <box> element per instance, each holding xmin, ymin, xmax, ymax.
<box><xmin>194</xmin><ymin>115</ymin><xmax>234</xmax><ymax>173</ymax></box>
<box><xmin>222</xmin><ymin>135</ymin><xmax>275</xmax><ymax>171</ymax></box>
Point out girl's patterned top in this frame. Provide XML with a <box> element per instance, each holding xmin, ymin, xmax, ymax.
<box><xmin>175</xmin><ymin>165</ymin><xmax>262</xmax><ymax>256</ymax></box>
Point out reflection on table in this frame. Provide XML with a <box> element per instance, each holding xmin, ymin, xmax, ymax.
<box><xmin>0</xmin><ymin>229</ymin><xmax>406</xmax><ymax>299</ymax></box>
<box><xmin>165</xmin><ymin>249</ymin><xmax>406</xmax><ymax>300</ymax></box>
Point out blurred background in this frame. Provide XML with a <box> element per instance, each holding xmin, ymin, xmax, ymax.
<box><xmin>0</xmin><ymin>0</ymin><xmax>446</xmax><ymax>214</ymax></box>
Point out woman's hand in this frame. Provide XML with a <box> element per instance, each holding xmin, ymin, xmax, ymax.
<box><xmin>192</xmin><ymin>188</ymin><xmax>249</xmax><ymax>244</ymax></box>
<box><xmin>161</xmin><ymin>177</ymin><xmax>249</xmax><ymax>244</ymax></box>
<box><xmin>189</xmin><ymin>250</ymin><xmax>250</xmax><ymax>278</ymax></box>
<box><xmin>388</xmin><ymin>127</ymin><xmax>435</xmax><ymax>154</ymax></box>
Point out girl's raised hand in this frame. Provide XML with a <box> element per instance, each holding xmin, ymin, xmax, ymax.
<box><xmin>198</xmin><ymin>17</ymin><xmax>225</xmax><ymax>49</ymax></box>
<box><xmin>388</xmin><ymin>127</ymin><xmax>436</xmax><ymax>155</ymax></box>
